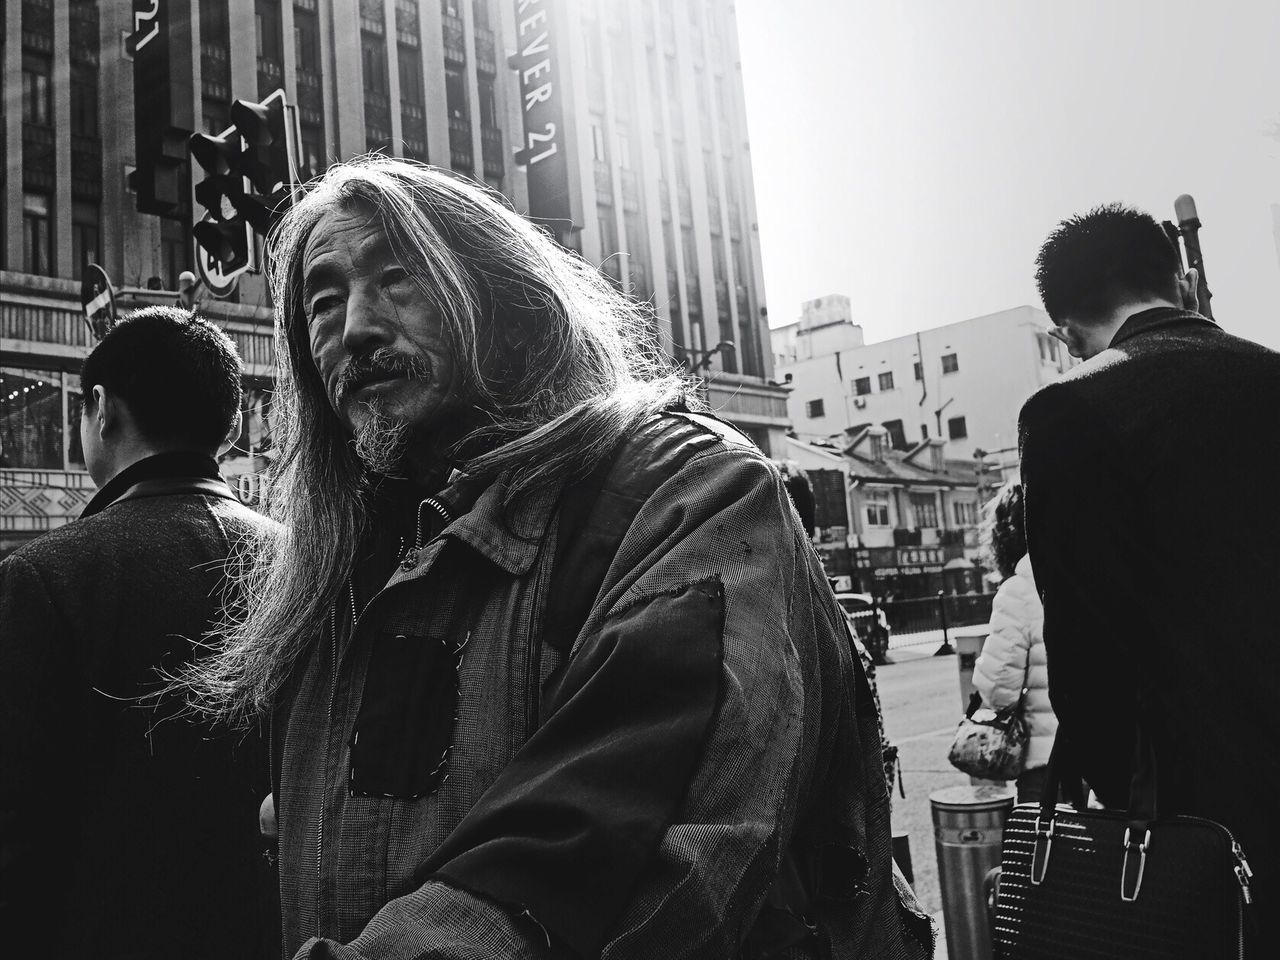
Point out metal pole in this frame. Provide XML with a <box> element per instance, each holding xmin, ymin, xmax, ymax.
<box><xmin>1175</xmin><ymin>194</ymin><xmax>1213</xmax><ymax>320</ymax></box>
<box><xmin>935</xmin><ymin>589</ymin><xmax>955</xmax><ymax>656</ymax></box>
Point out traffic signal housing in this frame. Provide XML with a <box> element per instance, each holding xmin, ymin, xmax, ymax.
<box><xmin>189</xmin><ymin>89</ymin><xmax>299</xmax><ymax>288</ymax></box>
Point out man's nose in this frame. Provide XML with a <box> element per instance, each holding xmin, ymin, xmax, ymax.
<box><xmin>341</xmin><ymin>287</ymin><xmax>396</xmax><ymax>354</ymax></box>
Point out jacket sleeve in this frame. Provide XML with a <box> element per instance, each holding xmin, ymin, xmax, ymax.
<box><xmin>1019</xmin><ymin>384</ymin><xmax>1145</xmax><ymax>806</ymax></box>
<box><xmin>296</xmin><ymin>446</ymin><xmax>831</xmax><ymax>960</ymax></box>
<box><xmin>0</xmin><ymin>555</ymin><xmax>69</xmax><ymax>924</ymax></box>
<box><xmin>972</xmin><ymin>577</ymin><xmax>1034</xmax><ymax>711</ymax></box>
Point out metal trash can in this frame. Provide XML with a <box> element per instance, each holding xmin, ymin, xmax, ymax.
<box><xmin>931</xmin><ymin>784</ymin><xmax>1016</xmax><ymax>960</ymax></box>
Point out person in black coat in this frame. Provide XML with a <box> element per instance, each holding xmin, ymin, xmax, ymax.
<box><xmin>1020</xmin><ymin>204</ymin><xmax>1280</xmax><ymax>952</ymax></box>
<box><xmin>0</xmin><ymin>308</ymin><xmax>278</xmax><ymax>958</ymax></box>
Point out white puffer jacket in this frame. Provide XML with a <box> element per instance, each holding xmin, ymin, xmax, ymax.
<box><xmin>972</xmin><ymin>554</ymin><xmax>1058</xmax><ymax>770</ymax></box>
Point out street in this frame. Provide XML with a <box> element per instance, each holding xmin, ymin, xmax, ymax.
<box><xmin>877</xmin><ymin>648</ymin><xmax>973</xmax><ymax>924</ymax></box>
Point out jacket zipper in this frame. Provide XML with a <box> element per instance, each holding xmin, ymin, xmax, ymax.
<box><xmin>313</xmin><ymin>496</ymin><xmax>453</xmax><ymax>937</ymax></box>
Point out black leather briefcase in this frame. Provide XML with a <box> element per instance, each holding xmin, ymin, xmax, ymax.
<box><xmin>992</xmin><ymin>733</ymin><xmax>1256</xmax><ymax>959</ymax></box>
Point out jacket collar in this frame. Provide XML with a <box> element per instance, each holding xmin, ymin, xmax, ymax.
<box><xmin>440</xmin><ymin>473</ymin><xmax>563</xmax><ymax>576</ymax></box>
<box><xmin>1109</xmin><ymin>306</ymin><xmax>1217</xmax><ymax>349</ymax></box>
<box><xmin>82</xmin><ymin>451</ymin><xmax>222</xmax><ymax>518</ymax></box>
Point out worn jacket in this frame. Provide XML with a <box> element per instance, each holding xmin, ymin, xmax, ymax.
<box><xmin>275</xmin><ymin>413</ymin><xmax>933</xmax><ymax>959</ymax></box>
<box><xmin>972</xmin><ymin>554</ymin><xmax>1057</xmax><ymax>769</ymax></box>
<box><xmin>1020</xmin><ymin>307</ymin><xmax>1280</xmax><ymax>950</ymax></box>
<box><xmin>0</xmin><ymin>452</ymin><xmax>279</xmax><ymax>959</ymax></box>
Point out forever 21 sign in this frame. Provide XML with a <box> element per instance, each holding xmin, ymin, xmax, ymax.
<box><xmin>510</xmin><ymin>0</ymin><xmax>572</xmax><ymax>231</ymax></box>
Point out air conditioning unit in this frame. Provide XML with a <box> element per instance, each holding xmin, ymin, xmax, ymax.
<box><xmin>853</xmin><ymin>397</ymin><xmax>867</xmax><ymax>409</ymax></box>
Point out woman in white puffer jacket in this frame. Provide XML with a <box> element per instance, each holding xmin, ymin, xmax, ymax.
<box><xmin>972</xmin><ymin>481</ymin><xmax>1058</xmax><ymax>802</ymax></box>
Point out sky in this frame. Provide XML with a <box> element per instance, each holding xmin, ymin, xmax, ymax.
<box><xmin>735</xmin><ymin>0</ymin><xmax>1280</xmax><ymax>350</ymax></box>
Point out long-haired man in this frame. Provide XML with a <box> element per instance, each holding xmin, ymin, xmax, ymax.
<box><xmin>188</xmin><ymin>157</ymin><xmax>932</xmax><ymax>959</ymax></box>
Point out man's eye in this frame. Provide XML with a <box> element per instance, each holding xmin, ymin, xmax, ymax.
<box><xmin>382</xmin><ymin>267</ymin><xmax>410</xmax><ymax>287</ymax></box>
<box><xmin>308</xmin><ymin>296</ymin><xmax>340</xmax><ymax>321</ymax></box>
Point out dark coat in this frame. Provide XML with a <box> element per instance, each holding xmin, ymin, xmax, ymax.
<box><xmin>1019</xmin><ymin>307</ymin><xmax>1280</xmax><ymax>945</ymax></box>
<box><xmin>0</xmin><ymin>452</ymin><xmax>279</xmax><ymax>959</ymax></box>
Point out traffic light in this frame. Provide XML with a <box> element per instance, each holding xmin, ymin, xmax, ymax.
<box><xmin>130</xmin><ymin>128</ymin><xmax>190</xmax><ymax>218</ymax></box>
<box><xmin>189</xmin><ymin>89</ymin><xmax>299</xmax><ymax>282</ymax></box>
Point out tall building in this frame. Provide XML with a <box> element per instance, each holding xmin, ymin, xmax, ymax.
<box><xmin>0</xmin><ymin>0</ymin><xmax>784</xmax><ymax>555</ymax></box>
<box><xmin>772</xmin><ymin>302</ymin><xmax>1077</xmax><ymax>470</ymax></box>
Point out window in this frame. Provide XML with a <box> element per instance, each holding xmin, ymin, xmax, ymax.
<box><xmin>879</xmin><ymin>371</ymin><xmax>895</xmax><ymax>391</ymax></box>
<box><xmin>362</xmin><ymin>37</ymin><xmax>389</xmax><ymax>96</ymax></box>
<box><xmin>947</xmin><ymin>416</ymin><xmax>968</xmax><ymax>440</ymax></box>
<box><xmin>941</xmin><ymin>353</ymin><xmax>959</xmax><ymax>374</ymax></box>
<box><xmin>0</xmin><ymin>368</ymin><xmax>66</xmax><ymax>470</ymax></box>
<box><xmin>882</xmin><ymin>419</ymin><xmax>906</xmax><ymax>450</ymax></box>
<box><xmin>953</xmin><ymin>500</ymin><xmax>978</xmax><ymax>526</ymax></box>
<box><xmin>920</xmin><ymin>423</ymin><xmax>929</xmax><ymax>439</ymax></box>
<box><xmin>616</xmin><ymin>131</ymin><xmax>631</xmax><ymax>169</ymax></box>
<box><xmin>22</xmin><ymin>53</ymin><xmax>52</xmax><ymax>126</ymax></box>
<box><xmin>910</xmin><ymin>492</ymin><xmax>939</xmax><ymax>528</ymax></box>
<box><xmin>72</xmin><ymin>203</ymin><xmax>101</xmax><ymax>282</ymax></box>
<box><xmin>399</xmin><ymin>48</ymin><xmax>425</xmax><ymax>105</ymax></box>
<box><xmin>444</xmin><ymin>67</ymin><xmax>467</xmax><ymax>119</ymax></box>
<box><xmin>864</xmin><ymin>491</ymin><xmax>891</xmax><ymax>528</ymax></box>
<box><xmin>296</xmin><ymin>17</ymin><xmax>321</xmax><ymax>71</ymax></box>
<box><xmin>22</xmin><ymin>193</ymin><xmax>53</xmax><ymax>277</ymax></box>
<box><xmin>70</xmin><ymin>65</ymin><xmax>99</xmax><ymax>139</ymax></box>
<box><xmin>478</xmin><ymin>76</ymin><xmax>497</xmax><ymax>127</ymax></box>
<box><xmin>853</xmin><ymin>376</ymin><xmax>871</xmax><ymax>396</ymax></box>
<box><xmin>591</xmin><ymin>123</ymin><xmax>607</xmax><ymax>162</ymax></box>
<box><xmin>805</xmin><ymin>398</ymin><xmax>825</xmax><ymax>419</ymax></box>
<box><xmin>913</xmin><ymin>361</ymin><xmax>923</xmax><ymax>381</ymax></box>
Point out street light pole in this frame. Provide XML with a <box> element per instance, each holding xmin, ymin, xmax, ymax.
<box><xmin>1175</xmin><ymin>194</ymin><xmax>1214</xmax><ymax>321</ymax></box>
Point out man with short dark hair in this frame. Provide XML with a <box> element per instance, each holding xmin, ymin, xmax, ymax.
<box><xmin>0</xmin><ymin>307</ymin><xmax>278</xmax><ymax>958</ymax></box>
<box><xmin>1021</xmin><ymin>204</ymin><xmax>1280</xmax><ymax>950</ymax></box>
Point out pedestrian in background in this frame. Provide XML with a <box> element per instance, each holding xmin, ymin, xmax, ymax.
<box><xmin>0</xmin><ymin>307</ymin><xmax>278</xmax><ymax>958</ymax></box>
<box><xmin>971</xmin><ymin>481</ymin><xmax>1057</xmax><ymax>802</ymax></box>
<box><xmin>1022</xmin><ymin>203</ymin><xmax>1280</xmax><ymax>952</ymax></box>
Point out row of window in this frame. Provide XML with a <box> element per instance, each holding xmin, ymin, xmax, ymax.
<box><xmin>861</xmin><ymin>490</ymin><xmax>978</xmax><ymax>530</ymax></box>
<box><xmin>801</xmin><ymin>400</ymin><xmax>968</xmax><ymax>442</ymax></box>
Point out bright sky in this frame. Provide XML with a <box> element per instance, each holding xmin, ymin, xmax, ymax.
<box><xmin>736</xmin><ymin>0</ymin><xmax>1280</xmax><ymax>350</ymax></box>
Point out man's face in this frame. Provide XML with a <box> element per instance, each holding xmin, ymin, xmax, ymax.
<box><xmin>301</xmin><ymin>207</ymin><xmax>459</xmax><ymax>459</ymax></box>
<box><xmin>1048</xmin><ymin>321</ymin><xmax>1089</xmax><ymax>359</ymax></box>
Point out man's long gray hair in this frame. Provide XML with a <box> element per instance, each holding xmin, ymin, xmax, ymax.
<box><xmin>185</xmin><ymin>156</ymin><xmax>693</xmax><ymax>727</ymax></box>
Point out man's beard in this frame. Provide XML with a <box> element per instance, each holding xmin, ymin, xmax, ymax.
<box><xmin>351</xmin><ymin>403</ymin><xmax>413</xmax><ymax>478</ymax></box>
<box><xmin>334</xmin><ymin>348</ymin><xmax>431</xmax><ymax>478</ymax></box>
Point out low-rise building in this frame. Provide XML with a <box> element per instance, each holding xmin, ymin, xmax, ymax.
<box><xmin>773</xmin><ymin>302</ymin><xmax>1076</xmax><ymax>475</ymax></box>
<box><xmin>787</xmin><ymin>425</ymin><xmax>984</xmax><ymax>600</ymax></box>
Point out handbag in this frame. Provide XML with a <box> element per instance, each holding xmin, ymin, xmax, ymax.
<box><xmin>992</xmin><ymin>725</ymin><xmax>1258</xmax><ymax>959</ymax></box>
<box><xmin>947</xmin><ymin>690</ymin><xmax>1028</xmax><ymax>780</ymax></box>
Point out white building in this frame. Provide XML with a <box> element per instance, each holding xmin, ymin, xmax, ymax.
<box><xmin>772</xmin><ymin>302</ymin><xmax>1076</xmax><ymax>470</ymax></box>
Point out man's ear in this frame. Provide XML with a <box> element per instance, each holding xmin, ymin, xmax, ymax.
<box><xmin>1178</xmin><ymin>268</ymin><xmax>1200</xmax><ymax>312</ymax></box>
<box><xmin>217</xmin><ymin>410</ymin><xmax>244</xmax><ymax>458</ymax></box>
<box><xmin>92</xmin><ymin>385</ymin><xmax>115</xmax><ymax>437</ymax></box>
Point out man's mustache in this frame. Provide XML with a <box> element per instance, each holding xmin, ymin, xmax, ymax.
<box><xmin>333</xmin><ymin>349</ymin><xmax>431</xmax><ymax>407</ymax></box>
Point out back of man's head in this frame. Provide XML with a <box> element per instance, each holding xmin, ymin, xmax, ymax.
<box><xmin>1035</xmin><ymin>203</ymin><xmax>1182</xmax><ymax>324</ymax></box>
<box><xmin>81</xmin><ymin>306</ymin><xmax>242</xmax><ymax>451</ymax></box>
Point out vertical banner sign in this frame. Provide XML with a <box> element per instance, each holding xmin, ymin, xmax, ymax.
<box><xmin>129</xmin><ymin>0</ymin><xmax>171</xmax><ymax>166</ymax></box>
<box><xmin>510</xmin><ymin>0</ymin><xmax>572</xmax><ymax>233</ymax></box>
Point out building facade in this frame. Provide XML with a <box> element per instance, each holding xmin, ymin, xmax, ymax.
<box><xmin>1</xmin><ymin>0</ymin><xmax>784</xmax><ymax>555</ymax></box>
<box><xmin>773</xmin><ymin>302</ymin><xmax>1075</xmax><ymax>469</ymax></box>
<box><xmin>787</xmin><ymin>427</ymin><xmax>985</xmax><ymax>600</ymax></box>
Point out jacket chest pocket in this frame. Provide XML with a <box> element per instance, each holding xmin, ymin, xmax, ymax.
<box><xmin>348</xmin><ymin>631</ymin><xmax>461</xmax><ymax>799</ymax></box>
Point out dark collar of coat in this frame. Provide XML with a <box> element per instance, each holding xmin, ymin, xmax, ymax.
<box><xmin>1109</xmin><ymin>306</ymin><xmax>1219</xmax><ymax>349</ymax></box>
<box><xmin>81</xmin><ymin>451</ymin><xmax>223</xmax><ymax>518</ymax></box>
